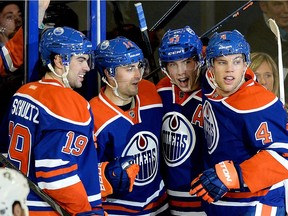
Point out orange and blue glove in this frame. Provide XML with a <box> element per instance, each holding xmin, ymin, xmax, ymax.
<box><xmin>99</xmin><ymin>156</ymin><xmax>140</xmax><ymax>197</ymax></box>
<box><xmin>190</xmin><ymin>160</ymin><xmax>244</xmax><ymax>203</ymax></box>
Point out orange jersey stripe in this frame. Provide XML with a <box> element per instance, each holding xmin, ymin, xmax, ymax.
<box><xmin>29</xmin><ymin>211</ymin><xmax>59</xmax><ymax>216</ymax></box>
<box><xmin>169</xmin><ymin>200</ymin><xmax>201</xmax><ymax>208</ymax></box>
<box><xmin>143</xmin><ymin>191</ymin><xmax>167</xmax><ymax>211</ymax></box>
<box><xmin>103</xmin><ymin>205</ymin><xmax>139</xmax><ymax>213</ymax></box>
<box><xmin>36</xmin><ymin>164</ymin><xmax>78</xmax><ymax>178</ymax></box>
<box><xmin>104</xmin><ymin>192</ymin><xmax>167</xmax><ymax>213</ymax></box>
<box><xmin>17</xmin><ymin>79</ymin><xmax>91</xmax><ymax>123</ymax></box>
<box><xmin>44</xmin><ymin>182</ymin><xmax>92</xmax><ymax>215</ymax></box>
<box><xmin>262</xmin><ymin>204</ymin><xmax>273</xmax><ymax>216</ymax></box>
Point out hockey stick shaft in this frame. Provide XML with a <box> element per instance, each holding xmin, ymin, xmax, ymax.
<box><xmin>200</xmin><ymin>0</ymin><xmax>254</xmax><ymax>38</ymax></box>
<box><xmin>268</xmin><ymin>18</ymin><xmax>285</xmax><ymax>105</ymax></box>
<box><xmin>135</xmin><ymin>2</ymin><xmax>159</xmax><ymax>82</ymax></box>
<box><xmin>0</xmin><ymin>154</ymin><xmax>70</xmax><ymax>216</ymax></box>
<box><xmin>135</xmin><ymin>2</ymin><xmax>153</xmax><ymax>57</ymax></box>
<box><xmin>149</xmin><ymin>0</ymin><xmax>188</xmax><ymax>32</ymax></box>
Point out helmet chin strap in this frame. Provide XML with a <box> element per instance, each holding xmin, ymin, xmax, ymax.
<box><xmin>62</xmin><ymin>65</ymin><xmax>71</xmax><ymax>88</ymax></box>
<box><xmin>161</xmin><ymin>67</ymin><xmax>174</xmax><ymax>84</ymax></box>
<box><xmin>47</xmin><ymin>63</ymin><xmax>71</xmax><ymax>88</ymax></box>
<box><xmin>101</xmin><ymin>76</ymin><xmax>132</xmax><ymax>101</ymax></box>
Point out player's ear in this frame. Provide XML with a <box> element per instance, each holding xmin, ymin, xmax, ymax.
<box><xmin>104</xmin><ymin>69</ymin><xmax>111</xmax><ymax>77</ymax></box>
<box><xmin>54</xmin><ymin>55</ymin><xmax>64</xmax><ymax>68</ymax></box>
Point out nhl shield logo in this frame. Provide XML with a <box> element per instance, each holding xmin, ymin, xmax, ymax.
<box><xmin>161</xmin><ymin>112</ymin><xmax>196</xmax><ymax>167</ymax></box>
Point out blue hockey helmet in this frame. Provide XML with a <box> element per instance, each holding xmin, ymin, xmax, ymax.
<box><xmin>158</xmin><ymin>26</ymin><xmax>204</xmax><ymax>65</ymax></box>
<box><xmin>95</xmin><ymin>36</ymin><xmax>144</xmax><ymax>77</ymax></box>
<box><xmin>206</xmin><ymin>30</ymin><xmax>251</xmax><ymax>67</ymax></box>
<box><xmin>39</xmin><ymin>26</ymin><xmax>93</xmax><ymax>66</ymax></box>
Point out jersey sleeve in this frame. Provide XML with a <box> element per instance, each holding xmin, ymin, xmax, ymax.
<box><xmin>240</xmin><ymin>100</ymin><xmax>288</xmax><ymax>192</ymax></box>
<box><xmin>34</xmin><ymin>130</ymin><xmax>92</xmax><ymax>214</ymax></box>
<box><xmin>0</xmin><ymin>27</ymin><xmax>23</xmax><ymax>76</ymax></box>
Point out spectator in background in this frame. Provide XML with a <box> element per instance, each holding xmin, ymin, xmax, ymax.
<box><xmin>245</xmin><ymin>1</ymin><xmax>288</xmax><ymax>100</ymax></box>
<box><xmin>43</xmin><ymin>2</ymin><xmax>79</xmax><ymax>30</ymax></box>
<box><xmin>250</xmin><ymin>52</ymin><xmax>288</xmax><ymax>111</ymax></box>
<box><xmin>12</xmin><ymin>201</ymin><xmax>25</xmax><ymax>216</ymax></box>
<box><xmin>246</xmin><ymin>1</ymin><xmax>288</xmax><ymax>69</ymax></box>
<box><xmin>250</xmin><ymin>52</ymin><xmax>279</xmax><ymax>97</ymax></box>
<box><xmin>0</xmin><ymin>1</ymin><xmax>24</xmax><ymax>128</ymax></box>
<box><xmin>0</xmin><ymin>0</ymin><xmax>50</xmax><ymax>153</ymax></box>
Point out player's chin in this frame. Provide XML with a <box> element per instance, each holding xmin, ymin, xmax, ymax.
<box><xmin>74</xmin><ymin>81</ymin><xmax>83</xmax><ymax>89</ymax></box>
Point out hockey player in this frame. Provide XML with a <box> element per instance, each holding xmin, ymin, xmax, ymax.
<box><xmin>90</xmin><ymin>36</ymin><xmax>169</xmax><ymax>215</ymax></box>
<box><xmin>0</xmin><ymin>168</ymin><xmax>29</xmax><ymax>216</ymax></box>
<box><xmin>6</xmin><ymin>26</ymin><xmax>104</xmax><ymax>215</ymax></box>
<box><xmin>156</xmin><ymin>26</ymin><xmax>206</xmax><ymax>215</ymax></box>
<box><xmin>190</xmin><ymin>30</ymin><xmax>288</xmax><ymax>215</ymax></box>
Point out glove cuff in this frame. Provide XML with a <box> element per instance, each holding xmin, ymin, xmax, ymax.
<box><xmin>98</xmin><ymin>162</ymin><xmax>113</xmax><ymax>197</ymax></box>
<box><xmin>233</xmin><ymin>162</ymin><xmax>245</xmax><ymax>191</ymax></box>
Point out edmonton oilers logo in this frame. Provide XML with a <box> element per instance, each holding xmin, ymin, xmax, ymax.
<box><xmin>122</xmin><ymin>132</ymin><xmax>158</xmax><ymax>186</ymax></box>
<box><xmin>162</xmin><ymin>112</ymin><xmax>195</xmax><ymax>167</ymax></box>
<box><xmin>203</xmin><ymin>100</ymin><xmax>219</xmax><ymax>154</ymax></box>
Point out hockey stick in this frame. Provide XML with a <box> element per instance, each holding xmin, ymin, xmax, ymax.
<box><xmin>200</xmin><ymin>0</ymin><xmax>254</xmax><ymax>38</ymax></box>
<box><xmin>135</xmin><ymin>2</ymin><xmax>159</xmax><ymax>83</ymax></box>
<box><xmin>138</xmin><ymin>1</ymin><xmax>254</xmax><ymax>80</ymax></box>
<box><xmin>135</xmin><ymin>2</ymin><xmax>153</xmax><ymax>60</ymax></box>
<box><xmin>268</xmin><ymin>18</ymin><xmax>285</xmax><ymax>105</ymax></box>
<box><xmin>149</xmin><ymin>0</ymin><xmax>188</xmax><ymax>32</ymax></box>
<box><xmin>0</xmin><ymin>153</ymin><xmax>71</xmax><ymax>216</ymax></box>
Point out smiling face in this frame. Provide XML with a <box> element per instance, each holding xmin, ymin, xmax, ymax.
<box><xmin>66</xmin><ymin>54</ymin><xmax>90</xmax><ymax>88</ymax></box>
<box><xmin>211</xmin><ymin>54</ymin><xmax>248</xmax><ymax>97</ymax></box>
<box><xmin>166</xmin><ymin>57</ymin><xmax>200</xmax><ymax>92</ymax></box>
<box><xmin>111</xmin><ymin>62</ymin><xmax>143</xmax><ymax>99</ymax></box>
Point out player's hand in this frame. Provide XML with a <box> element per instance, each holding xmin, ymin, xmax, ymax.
<box><xmin>99</xmin><ymin>156</ymin><xmax>139</xmax><ymax>197</ymax></box>
<box><xmin>190</xmin><ymin>160</ymin><xmax>242</xmax><ymax>203</ymax></box>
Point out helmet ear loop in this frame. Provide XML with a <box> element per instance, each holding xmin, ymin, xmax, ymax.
<box><xmin>193</xmin><ymin>62</ymin><xmax>202</xmax><ymax>86</ymax></box>
<box><xmin>208</xmin><ymin>59</ymin><xmax>219</xmax><ymax>88</ymax></box>
<box><xmin>62</xmin><ymin>64</ymin><xmax>71</xmax><ymax>88</ymax></box>
<box><xmin>104</xmin><ymin>67</ymin><xmax>131</xmax><ymax>101</ymax></box>
<box><xmin>160</xmin><ymin>63</ymin><xmax>174</xmax><ymax>84</ymax></box>
<box><xmin>103</xmin><ymin>68</ymin><xmax>117</xmax><ymax>89</ymax></box>
<box><xmin>163</xmin><ymin>67</ymin><xmax>175</xmax><ymax>84</ymax></box>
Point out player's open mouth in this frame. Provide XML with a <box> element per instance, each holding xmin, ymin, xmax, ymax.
<box><xmin>224</xmin><ymin>76</ymin><xmax>234</xmax><ymax>84</ymax></box>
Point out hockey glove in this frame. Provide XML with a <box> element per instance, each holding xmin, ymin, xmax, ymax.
<box><xmin>98</xmin><ymin>156</ymin><xmax>139</xmax><ymax>197</ymax></box>
<box><xmin>190</xmin><ymin>160</ymin><xmax>243</xmax><ymax>203</ymax></box>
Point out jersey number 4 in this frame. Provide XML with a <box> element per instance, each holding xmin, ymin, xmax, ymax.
<box><xmin>255</xmin><ymin>122</ymin><xmax>272</xmax><ymax>145</ymax></box>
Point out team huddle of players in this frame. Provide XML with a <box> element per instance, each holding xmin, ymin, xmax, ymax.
<box><xmin>1</xmin><ymin>1</ymin><xmax>288</xmax><ymax>216</ymax></box>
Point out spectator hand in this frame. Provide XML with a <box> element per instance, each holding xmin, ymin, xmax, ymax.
<box><xmin>38</xmin><ymin>0</ymin><xmax>50</xmax><ymax>28</ymax></box>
